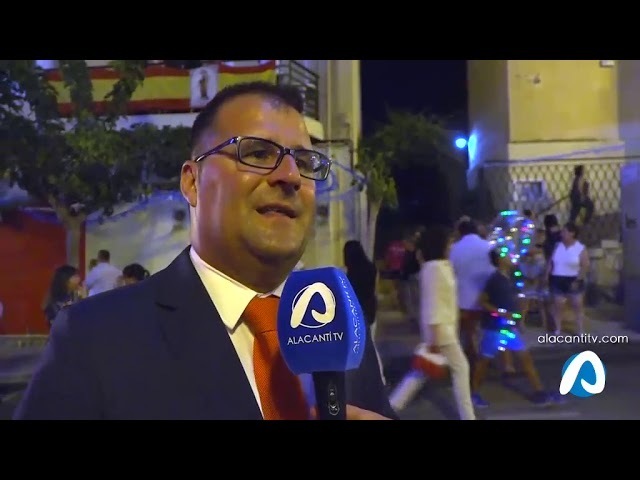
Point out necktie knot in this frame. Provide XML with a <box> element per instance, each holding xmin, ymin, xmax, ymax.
<box><xmin>243</xmin><ymin>295</ymin><xmax>279</xmax><ymax>335</ymax></box>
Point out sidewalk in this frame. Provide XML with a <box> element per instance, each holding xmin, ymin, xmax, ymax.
<box><xmin>0</xmin><ymin>336</ymin><xmax>48</xmax><ymax>385</ymax></box>
<box><xmin>374</xmin><ymin>303</ymin><xmax>640</xmax><ymax>362</ymax></box>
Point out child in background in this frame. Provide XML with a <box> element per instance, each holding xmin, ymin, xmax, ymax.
<box><xmin>471</xmin><ymin>249</ymin><xmax>552</xmax><ymax>408</ymax></box>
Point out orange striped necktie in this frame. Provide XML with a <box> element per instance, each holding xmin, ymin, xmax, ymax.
<box><xmin>242</xmin><ymin>295</ymin><xmax>309</xmax><ymax>420</ymax></box>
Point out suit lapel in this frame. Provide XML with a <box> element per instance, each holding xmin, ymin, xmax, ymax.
<box><xmin>154</xmin><ymin>247</ymin><xmax>262</xmax><ymax>420</ymax></box>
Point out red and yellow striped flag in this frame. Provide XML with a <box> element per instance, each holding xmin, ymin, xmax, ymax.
<box><xmin>46</xmin><ymin>65</ymin><xmax>191</xmax><ymax>116</ymax></box>
<box><xmin>217</xmin><ymin>61</ymin><xmax>277</xmax><ymax>90</ymax></box>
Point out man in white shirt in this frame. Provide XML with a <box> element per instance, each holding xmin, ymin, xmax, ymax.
<box><xmin>449</xmin><ymin>220</ymin><xmax>495</xmax><ymax>372</ymax></box>
<box><xmin>15</xmin><ymin>81</ymin><xmax>393</xmax><ymax>420</ymax></box>
<box><xmin>84</xmin><ymin>250</ymin><xmax>121</xmax><ymax>296</ymax></box>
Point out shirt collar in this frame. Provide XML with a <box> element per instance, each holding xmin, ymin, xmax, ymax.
<box><xmin>189</xmin><ymin>247</ymin><xmax>285</xmax><ymax>332</ymax></box>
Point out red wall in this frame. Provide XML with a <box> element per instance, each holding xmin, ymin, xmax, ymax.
<box><xmin>0</xmin><ymin>210</ymin><xmax>67</xmax><ymax>334</ymax></box>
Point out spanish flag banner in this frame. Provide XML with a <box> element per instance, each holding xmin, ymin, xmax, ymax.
<box><xmin>46</xmin><ymin>65</ymin><xmax>191</xmax><ymax>116</ymax></box>
<box><xmin>217</xmin><ymin>61</ymin><xmax>277</xmax><ymax>91</ymax></box>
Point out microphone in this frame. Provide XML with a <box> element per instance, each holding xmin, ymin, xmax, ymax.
<box><xmin>277</xmin><ymin>267</ymin><xmax>367</xmax><ymax>420</ymax></box>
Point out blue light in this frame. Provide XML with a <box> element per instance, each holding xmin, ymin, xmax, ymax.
<box><xmin>455</xmin><ymin>137</ymin><xmax>467</xmax><ymax>149</ymax></box>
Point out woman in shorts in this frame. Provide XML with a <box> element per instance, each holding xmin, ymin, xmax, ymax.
<box><xmin>545</xmin><ymin>222</ymin><xmax>589</xmax><ymax>335</ymax></box>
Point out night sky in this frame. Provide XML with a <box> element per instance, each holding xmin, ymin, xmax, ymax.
<box><xmin>360</xmin><ymin>60</ymin><xmax>469</xmax><ymax>244</ymax></box>
<box><xmin>360</xmin><ymin>60</ymin><xmax>468</xmax><ymax>135</ymax></box>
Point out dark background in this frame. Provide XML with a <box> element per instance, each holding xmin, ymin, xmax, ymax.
<box><xmin>360</xmin><ymin>60</ymin><xmax>469</xmax><ymax>254</ymax></box>
<box><xmin>361</xmin><ymin>60</ymin><xmax>468</xmax><ymax>135</ymax></box>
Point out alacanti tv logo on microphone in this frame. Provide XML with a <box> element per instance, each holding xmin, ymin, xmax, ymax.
<box><xmin>287</xmin><ymin>282</ymin><xmax>344</xmax><ymax>345</ymax></box>
<box><xmin>290</xmin><ymin>283</ymin><xmax>336</xmax><ymax>329</ymax></box>
<box><xmin>277</xmin><ymin>267</ymin><xmax>367</xmax><ymax>374</ymax></box>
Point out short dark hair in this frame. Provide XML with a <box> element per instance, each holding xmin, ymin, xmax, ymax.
<box><xmin>97</xmin><ymin>249</ymin><xmax>110</xmax><ymax>262</ymax></box>
<box><xmin>564</xmin><ymin>221</ymin><xmax>580</xmax><ymax>238</ymax></box>
<box><xmin>489</xmin><ymin>249</ymin><xmax>501</xmax><ymax>267</ymax></box>
<box><xmin>457</xmin><ymin>220</ymin><xmax>477</xmax><ymax>237</ymax></box>
<box><xmin>190</xmin><ymin>81</ymin><xmax>305</xmax><ymax>155</ymax></box>
<box><xmin>543</xmin><ymin>214</ymin><xmax>558</xmax><ymax>229</ymax></box>
<box><xmin>122</xmin><ymin>263</ymin><xmax>150</xmax><ymax>282</ymax></box>
<box><xmin>416</xmin><ymin>225</ymin><xmax>452</xmax><ymax>262</ymax></box>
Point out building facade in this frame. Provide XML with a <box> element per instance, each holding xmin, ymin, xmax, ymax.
<box><xmin>467</xmin><ymin>60</ymin><xmax>638</xmax><ymax>238</ymax></box>
<box><xmin>467</xmin><ymin>60</ymin><xmax>640</xmax><ymax>300</ymax></box>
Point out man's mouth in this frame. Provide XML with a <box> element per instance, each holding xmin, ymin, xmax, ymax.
<box><xmin>256</xmin><ymin>204</ymin><xmax>297</xmax><ymax>218</ymax></box>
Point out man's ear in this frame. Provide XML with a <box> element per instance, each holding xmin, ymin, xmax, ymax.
<box><xmin>180</xmin><ymin>160</ymin><xmax>198</xmax><ymax>208</ymax></box>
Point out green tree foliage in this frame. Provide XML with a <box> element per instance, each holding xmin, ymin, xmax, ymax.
<box><xmin>0</xmin><ymin>60</ymin><xmax>148</xmax><ymax>266</ymax></box>
<box><xmin>356</xmin><ymin>110</ymin><xmax>462</xmax><ymax>256</ymax></box>
<box><xmin>0</xmin><ymin>60</ymin><xmax>148</xmax><ymax>214</ymax></box>
<box><xmin>124</xmin><ymin>123</ymin><xmax>191</xmax><ymax>189</ymax></box>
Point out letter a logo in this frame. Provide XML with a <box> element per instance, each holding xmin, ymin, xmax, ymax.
<box><xmin>559</xmin><ymin>350</ymin><xmax>606</xmax><ymax>398</ymax></box>
<box><xmin>290</xmin><ymin>282</ymin><xmax>336</xmax><ymax>329</ymax></box>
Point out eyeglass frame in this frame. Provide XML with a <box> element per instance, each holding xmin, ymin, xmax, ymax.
<box><xmin>193</xmin><ymin>135</ymin><xmax>332</xmax><ymax>181</ymax></box>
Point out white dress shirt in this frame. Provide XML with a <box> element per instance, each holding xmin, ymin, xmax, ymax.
<box><xmin>189</xmin><ymin>247</ymin><xmax>312</xmax><ymax>416</ymax></box>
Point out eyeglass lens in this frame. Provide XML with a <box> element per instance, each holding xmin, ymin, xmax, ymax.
<box><xmin>238</xmin><ymin>137</ymin><xmax>329</xmax><ymax>180</ymax></box>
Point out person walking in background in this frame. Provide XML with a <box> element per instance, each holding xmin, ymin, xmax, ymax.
<box><xmin>449</xmin><ymin>220</ymin><xmax>494</xmax><ymax>376</ymax></box>
<box><xmin>519</xmin><ymin>228</ymin><xmax>549</xmax><ymax>330</ymax></box>
<box><xmin>471</xmin><ymin>249</ymin><xmax>552</xmax><ymax>408</ymax></box>
<box><xmin>42</xmin><ymin>265</ymin><xmax>83</xmax><ymax>328</ymax></box>
<box><xmin>343</xmin><ymin>240</ymin><xmax>385</xmax><ymax>385</ymax></box>
<box><xmin>399</xmin><ymin>227</ymin><xmax>422</xmax><ymax>324</ymax></box>
<box><xmin>85</xmin><ymin>249</ymin><xmax>121</xmax><ymax>296</ymax></box>
<box><xmin>569</xmin><ymin>165</ymin><xmax>595</xmax><ymax>225</ymax></box>
<box><xmin>546</xmin><ymin>222</ymin><xmax>589</xmax><ymax>335</ymax></box>
<box><xmin>384</xmin><ymin>233</ymin><xmax>407</xmax><ymax>309</ymax></box>
<box><xmin>120</xmin><ymin>263</ymin><xmax>151</xmax><ymax>285</ymax></box>
<box><xmin>389</xmin><ymin>225</ymin><xmax>475</xmax><ymax>419</ymax></box>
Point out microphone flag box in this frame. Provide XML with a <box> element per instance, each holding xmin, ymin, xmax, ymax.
<box><xmin>277</xmin><ymin>267</ymin><xmax>367</xmax><ymax>375</ymax></box>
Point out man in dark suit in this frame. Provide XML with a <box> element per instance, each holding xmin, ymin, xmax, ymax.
<box><xmin>14</xmin><ymin>81</ymin><xmax>394</xmax><ymax>420</ymax></box>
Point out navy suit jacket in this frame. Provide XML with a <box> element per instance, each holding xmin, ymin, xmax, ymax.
<box><xmin>14</xmin><ymin>248</ymin><xmax>395</xmax><ymax>420</ymax></box>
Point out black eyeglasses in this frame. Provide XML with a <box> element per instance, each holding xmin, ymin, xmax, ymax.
<box><xmin>194</xmin><ymin>136</ymin><xmax>332</xmax><ymax>181</ymax></box>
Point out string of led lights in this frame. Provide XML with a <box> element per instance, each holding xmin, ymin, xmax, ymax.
<box><xmin>486</xmin><ymin>210</ymin><xmax>535</xmax><ymax>347</ymax></box>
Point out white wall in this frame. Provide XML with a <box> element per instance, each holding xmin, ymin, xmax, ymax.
<box><xmin>85</xmin><ymin>194</ymin><xmax>190</xmax><ymax>276</ymax></box>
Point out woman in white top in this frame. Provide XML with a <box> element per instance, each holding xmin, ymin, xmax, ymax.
<box><xmin>546</xmin><ymin>222</ymin><xmax>589</xmax><ymax>334</ymax></box>
<box><xmin>389</xmin><ymin>226</ymin><xmax>475</xmax><ymax>420</ymax></box>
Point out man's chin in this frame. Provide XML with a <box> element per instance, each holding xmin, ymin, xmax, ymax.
<box><xmin>247</xmin><ymin>239</ymin><xmax>305</xmax><ymax>266</ymax></box>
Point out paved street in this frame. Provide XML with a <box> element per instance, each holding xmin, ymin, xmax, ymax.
<box><xmin>386</xmin><ymin>350</ymin><xmax>640</xmax><ymax>420</ymax></box>
<box><xmin>1</xmin><ymin>304</ymin><xmax>638</xmax><ymax>420</ymax></box>
<box><xmin>378</xmin><ymin>304</ymin><xmax>640</xmax><ymax>420</ymax></box>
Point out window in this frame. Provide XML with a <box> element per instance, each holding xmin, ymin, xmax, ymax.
<box><xmin>512</xmin><ymin>180</ymin><xmax>551</xmax><ymax>213</ymax></box>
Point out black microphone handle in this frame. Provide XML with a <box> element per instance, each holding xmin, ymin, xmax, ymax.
<box><xmin>312</xmin><ymin>371</ymin><xmax>347</xmax><ymax>420</ymax></box>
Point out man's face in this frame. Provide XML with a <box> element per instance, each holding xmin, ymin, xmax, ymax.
<box><xmin>181</xmin><ymin>94</ymin><xmax>316</xmax><ymax>273</ymax></box>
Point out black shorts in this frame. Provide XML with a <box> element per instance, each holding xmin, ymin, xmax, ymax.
<box><xmin>549</xmin><ymin>275</ymin><xmax>584</xmax><ymax>296</ymax></box>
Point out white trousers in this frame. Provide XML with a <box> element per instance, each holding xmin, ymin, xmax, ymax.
<box><xmin>389</xmin><ymin>342</ymin><xmax>475</xmax><ymax>420</ymax></box>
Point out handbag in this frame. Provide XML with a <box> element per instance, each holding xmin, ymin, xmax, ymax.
<box><xmin>411</xmin><ymin>343</ymin><xmax>449</xmax><ymax>380</ymax></box>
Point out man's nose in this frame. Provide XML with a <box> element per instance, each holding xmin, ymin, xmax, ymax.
<box><xmin>267</xmin><ymin>153</ymin><xmax>302</xmax><ymax>189</ymax></box>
